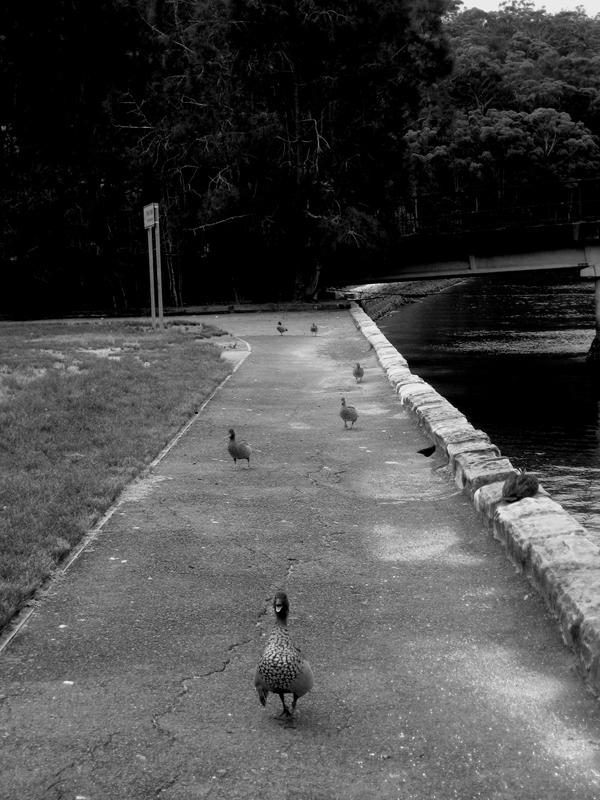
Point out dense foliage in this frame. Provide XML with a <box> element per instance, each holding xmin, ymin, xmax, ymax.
<box><xmin>2</xmin><ymin>0</ymin><xmax>600</xmax><ymax>312</ymax></box>
<box><xmin>405</xmin><ymin>0</ymin><xmax>600</xmax><ymax>232</ymax></box>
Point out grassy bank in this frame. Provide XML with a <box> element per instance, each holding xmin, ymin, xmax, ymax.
<box><xmin>0</xmin><ymin>319</ymin><xmax>232</xmax><ymax>632</ymax></box>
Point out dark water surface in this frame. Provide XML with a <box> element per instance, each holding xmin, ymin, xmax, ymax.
<box><xmin>377</xmin><ymin>273</ymin><xmax>600</xmax><ymax>542</ymax></box>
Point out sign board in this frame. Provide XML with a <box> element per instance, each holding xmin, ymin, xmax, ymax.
<box><xmin>143</xmin><ymin>203</ymin><xmax>158</xmax><ymax>229</ymax></box>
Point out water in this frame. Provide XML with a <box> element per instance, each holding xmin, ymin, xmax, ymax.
<box><xmin>377</xmin><ymin>273</ymin><xmax>600</xmax><ymax>541</ymax></box>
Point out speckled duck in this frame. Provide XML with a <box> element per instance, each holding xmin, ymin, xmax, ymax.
<box><xmin>254</xmin><ymin>591</ymin><xmax>314</xmax><ymax>717</ymax></box>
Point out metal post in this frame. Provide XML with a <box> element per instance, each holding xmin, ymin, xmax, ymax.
<box><xmin>595</xmin><ymin>277</ymin><xmax>600</xmax><ymax>337</ymax></box>
<box><xmin>580</xmin><ymin>256</ymin><xmax>600</xmax><ymax>364</ymax></box>
<box><xmin>147</xmin><ymin>227</ymin><xmax>157</xmax><ymax>329</ymax></box>
<box><xmin>154</xmin><ymin>204</ymin><xmax>164</xmax><ymax>330</ymax></box>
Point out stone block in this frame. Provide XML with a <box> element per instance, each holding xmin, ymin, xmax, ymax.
<box><xmin>386</xmin><ymin>361</ymin><xmax>410</xmax><ymax>374</ymax></box>
<box><xmin>530</xmin><ymin>531</ymin><xmax>599</xmax><ymax>577</ymax></box>
<box><xmin>438</xmin><ymin>426</ymin><xmax>490</xmax><ymax>445</ymax></box>
<box><xmin>494</xmin><ymin>494</ymin><xmax>571</xmax><ymax>530</ymax></box>
<box><xmin>379</xmin><ymin>355</ymin><xmax>404</xmax><ymax>370</ymax></box>
<box><xmin>419</xmin><ymin>407</ymin><xmax>468</xmax><ymax>435</ymax></box>
<box><xmin>493</xmin><ymin>501</ymin><xmax>585</xmax><ymax>568</ymax></box>
<box><xmin>370</xmin><ymin>335</ymin><xmax>391</xmax><ymax>347</ymax></box>
<box><xmin>397</xmin><ymin>383</ymin><xmax>437</xmax><ymax>405</ymax></box>
<box><xmin>386</xmin><ymin>368</ymin><xmax>412</xmax><ymax>387</ymax></box>
<box><xmin>474</xmin><ymin>481</ymin><xmax>506</xmax><ymax>519</ymax></box>
<box><xmin>393</xmin><ymin>374</ymin><xmax>425</xmax><ymax>392</ymax></box>
<box><xmin>447</xmin><ymin>440</ymin><xmax>500</xmax><ymax>470</ymax></box>
<box><xmin>540</xmin><ymin>567</ymin><xmax>600</xmax><ymax>656</ymax></box>
<box><xmin>454</xmin><ymin>452</ymin><xmax>515</xmax><ymax>496</ymax></box>
<box><xmin>402</xmin><ymin>388</ymin><xmax>442</xmax><ymax>407</ymax></box>
<box><xmin>579</xmin><ymin>613</ymin><xmax>600</xmax><ymax>691</ymax></box>
<box><xmin>411</xmin><ymin>396</ymin><xmax>455</xmax><ymax>414</ymax></box>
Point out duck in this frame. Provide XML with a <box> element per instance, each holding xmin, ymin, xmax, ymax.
<box><xmin>276</xmin><ymin>321</ymin><xmax>288</xmax><ymax>335</ymax></box>
<box><xmin>254</xmin><ymin>591</ymin><xmax>314</xmax><ymax>717</ymax></box>
<box><xmin>353</xmin><ymin>362</ymin><xmax>364</xmax><ymax>383</ymax></box>
<box><xmin>340</xmin><ymin>397</ymin><xmax>358</xmax><ymax>429</ymax></box>
<box><xmin>502</xmin><ymin>469</ymin><xmax>539</xmax><ymax>502</ymax></box>
<box><xmin>227</xmin><ymin>428</ymin><xmax>251</xmax><ymax>467</ymax></box>
<box><xmin>310</xmin><ymin>323</ymin><xmax>318</xmax><ymax>336</ymax></box>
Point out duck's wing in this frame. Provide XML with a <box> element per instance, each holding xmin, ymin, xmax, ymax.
<box><xmin>288</xmin><ymin>658</ymin><xmax>314</xmax><ymax>698</ymax></box>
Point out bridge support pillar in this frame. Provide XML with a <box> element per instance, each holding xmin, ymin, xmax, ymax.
<box><xmin>580</xmin><ymin>256</ymin><xmax>600</xmax><ymax>364</ymax></box>
<box><xmin>589</xmin><ymin>278</ymin><xmax>600</xmax><ymax>364</ymax></box>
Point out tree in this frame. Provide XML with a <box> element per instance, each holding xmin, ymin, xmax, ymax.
<box><xmin>0</xmin><ymin>0</ymin><xmax>147</xmax><ymax>313</ymax></box>
<box><xmin>109</xmin><ymin>0</ymin><xmax>238</xmax><ymax>306</ymax></box>
<box><xmin>218</xmin><ymin>0</ymin><xmax>453</xmax><ymax>298</ymax></box>
<box><xmin>404</xmin><ymin>0</ymin><xmax>600</xmax><ymax>227</ymax></box>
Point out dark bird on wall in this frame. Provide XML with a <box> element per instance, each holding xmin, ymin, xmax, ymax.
<box><xmin>227</xmin><ymin>428</ymin><xmax>251</xmax><ymax>467</ymax></box>
<box><xmin>353</xmin><ymin>362</ymin><xmax>364</xmax><ymax>383</ymax></box>
<box><xmin>276</xmin><ymin>321</ymin><xmax>288</xmax><ymax>335</ymax></box>
<box><xmin>340</xmin><ymin>397</ymin><xmax>358</xmax><ymax>429</ymax></box>
<box><xmin>502</xmin><ymin>470</ymin><xmax>539</xmax><ymax>502</ymax></box>
<box><xmin>254</xmin><ymin>591</ymin><xmax>314</xmax><ymax>718</ymax></box>
<box><xmin>310</xmin><ymin>323</ymin><xmax>318</xmax><ymax>336</ymax></box>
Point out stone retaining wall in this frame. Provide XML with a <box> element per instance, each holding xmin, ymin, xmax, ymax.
<box><xmin>351</xmin><ymin>303</ymin><xmax>600</xmax><ymax>693</ymax></box>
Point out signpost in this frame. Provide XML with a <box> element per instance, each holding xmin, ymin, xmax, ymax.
<box><xmin>143</xmin><ymin>202</ymin><xmax>164</xmax><ymax>330</ymax></box>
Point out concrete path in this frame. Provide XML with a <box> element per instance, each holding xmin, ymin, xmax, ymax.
<box><xmin>2</xmin><ymin>309</ymin><xmax>600</xmax><ymax>800</ymax></box>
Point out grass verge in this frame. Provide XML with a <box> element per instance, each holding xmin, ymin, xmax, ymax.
<box><xmin>0</xmin><ymin>318</ymin><xmax>233</xmax><ymax>632</ymax></box>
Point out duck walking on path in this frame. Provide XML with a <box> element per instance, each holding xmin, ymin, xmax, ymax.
<box><xmin>276</xmin><ymin>321</ymin><xmax>288</xmax><ymax>335</ymax></box>
<box><xmin>227</xmin><ymin>428</ymin><xmax>251</xmax><ymax>468</ymax></box>
<box><xmin>255</xmin><ymin>591</ymin><xmax>314</xmax><ymax>718</ymax></box>
<box><xmin>353</xmin><ymin>362</ymin><xmax>364</xmax><ymax>382</ymax></box>
<box><xmin>340</xmin><ymin>397</ymin><xmax>358</xmax><ymax>429</ymax></box>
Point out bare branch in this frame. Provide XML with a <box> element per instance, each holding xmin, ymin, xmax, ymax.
<box><xmin>141</xmin><ymin>16</ymin><xmax>195</xmax><ymax>56</ymax></box>
<box><xmin>186</xmin><ymin>214</ymin><xmax>251</xmax><ymax>232</ymax></box>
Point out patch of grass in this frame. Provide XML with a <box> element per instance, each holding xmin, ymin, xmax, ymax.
<box><xmin>0</xmin><ymin>319</ymin><xmax>232</xmax><ymax>631</ymax></box>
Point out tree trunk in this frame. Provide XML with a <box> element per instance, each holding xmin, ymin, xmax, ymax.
<box><xmin>304</xmin><ymin>262</ymin><xmax>321</xmax><ymax>301</ymax></box>
<box><xmin>588</xmin><ymin>278</ymin><xmax>600</xmax><ymax>366</ymax></box>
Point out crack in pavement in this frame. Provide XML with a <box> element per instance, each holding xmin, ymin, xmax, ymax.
<box><xmin>44</xmin><ymin>732</ymin><xmax>119</xmax><ymax>798</ymax></box>
<box><xmin>155</xmin><ymin>774</ymin><xmax>179</xmax><ymax>798</ymax></box>
<box><xmin>200</xmin><ymin>636</ymin><xmax>254</xmax><ymax>678</ymax></box>
<box><xmin>152</xmin><ymin>637</ymin><xmax>254</xmax><ymax>742</ymax></box>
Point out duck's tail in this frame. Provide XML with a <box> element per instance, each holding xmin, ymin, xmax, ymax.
<box><xmin>256</xmin><ymin>685</ymin><xmax>268</xmax><ymax>707</ymax></box>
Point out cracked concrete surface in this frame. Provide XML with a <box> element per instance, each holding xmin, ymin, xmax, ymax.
<box><xmin>2</xmin><ymin>309</ymin><xmax>600</xmax><ymax>799</ymax></box>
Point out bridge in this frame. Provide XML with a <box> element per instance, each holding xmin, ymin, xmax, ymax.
<box><xmin>368</xmin><ymin>242</ymin><xmax>600</xmax><ymax>282</ymax></box>
<box><xmin>343</xmin><ymin>180</ymin><xmax>600</xmax><ymax>362</ymax></box>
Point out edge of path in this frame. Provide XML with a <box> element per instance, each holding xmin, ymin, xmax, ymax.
<box><xmin>350</xmin><ymin>302</ymin><xmax>600</xmax><ymax>695</ymax></box>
